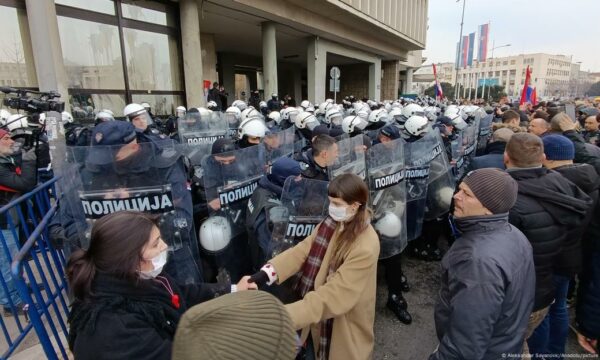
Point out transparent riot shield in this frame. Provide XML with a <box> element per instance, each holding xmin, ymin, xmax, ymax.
<box><xmin>178</xmin><ymin>110</ymin><xmax>228</xmax><ymax>145</ymax></box>
<box><xmin>270</xmin><ymin>177</ymin><xmax>329</xmax><ymax>256</ymax></box>
<box><xmin>200</xmin><ymin>145</ymin><xmax>266</xmax><ymax>280</ymax></box>
<box><xmin>450</xmin><ymin>131</ymin><xmax>465</xmax><ymax>181</ymax></box>
<box><xmin>66</xmin><ymin>141</ymin><xmax>201</xmax><ymax>283</ymax></box>
<box><xmin>404</xmin><ymin>138</ymin><xmax>431</xmax><ymax>241</ymax></box>
<box><xmin>259</xmin><ymin>126</ymin><xmax>295</xmax><ymax>167</ymax></box>
<box><xmin>293</xmin><ymin>137</ymin><xmax>307</xmax><ymax>157</ymax></box>
<box><xmin>367</xmin><ymin>139</ymin><xmax>407</xmax><ymax>258</ymax></box>
<box><xmin>476</xmin><ymin>113</ymin><xmax>493</xmax><ymax>155</ymax></box>
<box><xmin>424</xmin><ymin>130</ymin><xmax>456</xmax><ymax>220</ymax></box>
<box><xmin>328</xmin><ymin>136</ymin><xmax>367</xmax><ymax>180</ymax></box>
<box><xmin>462</xmin><ymin>117</ymin><xmax>480</xmax><ymax>170</ymax></box>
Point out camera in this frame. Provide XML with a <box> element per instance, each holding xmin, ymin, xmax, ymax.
<box><xmin>1</xmin><ymin>87</ymin><xmax>65</xmax><ymax>114</ymax></box>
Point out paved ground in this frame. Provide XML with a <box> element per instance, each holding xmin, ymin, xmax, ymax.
<box><xmin>372</xmin><ymin>256</ymin><xmax>593</xmax><ymax>359</ymax></box>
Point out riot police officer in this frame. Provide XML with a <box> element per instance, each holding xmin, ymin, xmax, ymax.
<box><xmin>295</xmin><ymin>134</ymin><xmax>338</xmax><ymax>181</ymax></box>
<box><xmin>246</xmin><ymin>157</ymin><xmax>301</xmax><ymax>270</ymax></box>
<box><xmin>123</xmin><ymin>103</ymin><xmax>166</xmax><ymax>145</ymax></box>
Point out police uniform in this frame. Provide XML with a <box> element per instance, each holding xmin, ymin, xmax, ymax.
<box><xmin>295</xmin><ymin>149</ymin><xmax>328</xmax><ymax>181</ymax></box>
<box><xmin>245</xmin><ymin>176</ymin><xmax>283</xmax><ymax>271</ymax></box>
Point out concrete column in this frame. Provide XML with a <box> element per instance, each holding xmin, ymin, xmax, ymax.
<box><xmin>25</xmin><ymin>0</ymin><xmax>69</xmax><ymax>110</ymax></box>
<box><xmin>221</xmin><ymin>55</ymin><xmax>236</xmax><ymax>101</ymax></box>
<box><xmin>307</xmin><ymin>37</ymin><xmax>326</xmax><ymax>104</ymax></box>
<box><xmin>380</xmin><ymin>60</ymin><xmax>399</xmax><ymax>100</ymax></box>
<box><xmin>180</xmin><ymin>0</ymin><xmax>204</xmax><ymax>107</ymax></box>
<box><xmin>404</xmin><ymin>68</ymin><xmax>414</xmax><ymax>94</ymax></box>
<box><xmin>293</xmin><ymin>66</ymin><xmax>302</xmax><ymax>103</ymax></box>
<box><xmin>368</xmin><ymin>59</ymin><xmax>382</xmax><ymax>101</ymax></box>
<box><xmin>261</xmin><ymin>22</ymin><xmax>278</xmax><ymax>98</ymax></box>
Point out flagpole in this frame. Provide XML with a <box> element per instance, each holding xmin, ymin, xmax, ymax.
<box><xmin>454</xmin><ymin>0</ymin><xmax>466</xmax><ymax>101</ymax></box>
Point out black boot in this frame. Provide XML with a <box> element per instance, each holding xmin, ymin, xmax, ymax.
<box><xmin>387</xmin><ymin>293</ymin><xmax>412</xmax><ymax>325</ymax></box>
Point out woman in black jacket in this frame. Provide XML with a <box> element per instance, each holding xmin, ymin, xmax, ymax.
<box><xmin>67</xmin><ymin>211</ymin><xmax>257</xmax><ymax>360</ymax></box>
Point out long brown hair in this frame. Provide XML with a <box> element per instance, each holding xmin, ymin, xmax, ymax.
<box><xmin>327</xmin><ymin>173</ymin><xmax>372</xmax><ymax>268</ymax></box>
<box><xmin>66</xmin><ymin>211</ymin><xmax>160</xmax><ymax>301</ymax></box>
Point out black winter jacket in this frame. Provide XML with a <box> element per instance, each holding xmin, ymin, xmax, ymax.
<box><xmin>551</xmin><ymin>163</ymin><xmax>600</xmax><ymax>277</ymax></box>
<box><xmin>469</xmin><ymin>141</ymin><xmax>506</xmax><ymax>171</ymax></box>
<box><xmin>431</xmin><ymin>214</ymin><xmax>535</xmax><ymax>360</ymax></box>
<box><xmin>69</xmin><ymin>272</ymin><xmax>230</xmax><ymax>360</ymax></box>
<box><xmin>507</xmin><ymin>167</ymin><xmax>592</xmax><ymax>311</ymax></box>
<box><xmin>562</xmin><ymin>130</ymin><xmax>600</xmax><ymax>176</ymax></box>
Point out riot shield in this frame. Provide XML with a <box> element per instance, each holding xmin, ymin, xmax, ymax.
<box><xmin>450</xmin><ymin>130</ymin><xmax>465</xmax><ymax>181</ymax></box>
<box><xmin>462</xmin><ymin>117</ymin><xmax>479</xmax><ymax>167</ymax></box>
<box><xmin>404</xmin><ymin>138</ymin><xmax>431</xmax><ymax>241</ymax></box>
<box><xmin>178</xmin><ymin>110</ymin><xmax>227</xmax><ymax>145</ymax></box>
<box><xmin>328</xmin><ymin>136</ymin><xmax>367</xmax><ymax>180</ymax></box>
<box><xmin>259</xmin><ymin>126</ymin><xmax>295</xmax><ymax>166</ymax></box>
<box><xmin>67</xmin><ymin>141</ymin><xmax>202</xmax><ymax>283</ymax></box>
<box><xmin>270</xmin><ymin>177</ymin><xmax>329</xmax><ymax>256</ymax></box>
<box><xmin>476</xmin><ymin>113</ymin><xmax>493</xmax><ymax>155</ymax></box>
<box><xmin>367</xmin><ymin>139</ymin><xmax>407</xmax><ymax>258</ymax></box>
<box><xmin>424</xmin><ymin>130</ymin><xmax>456</xmax><ymax>220</ymax></box>
<box><xmin>200</xmin><ymin>145</ymin><xmax>266</xmax><ymax>281</ymax></box>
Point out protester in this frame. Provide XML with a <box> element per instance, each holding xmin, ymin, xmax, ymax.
<box><xmin>528</xmin><ymin>135</ymin><xmax>600</xmax><ymax>357</ymax></box>
<box><xmin>504</xmin><ymin>133</ymin><xmax>592</xmax><ymax>354</ymax></box>
<box><xmin>469</xmin><ymin>127</ymin><xmax>513</xmax><ymax>170</ymax></box>
<box><xmin>583</xmin><ymin>115</ymin><xmax>599</xmax><ymax>145</ymax></box>
<box><xmin>528</xmin><ymin>117</ymin><xmax>551</xmax><ymax>137</ymax></box>
<box><xmin>172</xmin><ymin>291</ymin><xmax>296</xmax><ymax>360</ymax></box>
<box><xmin>67</xmin><ymin>211</ymin><xmax>257</xmax><ymax>360</ymax></box>
<box><xmin>430</xmin><ymin>169</ymin><xmax>535</xmax><ymax>360</ymax></box>
<box><xmin>249</xmin><ymin>173</ymin><xmax>379</xmax><ymax>360</ymax></box>
<box><xmin>551</xmin><ymin>112</ymin><xmax>600</xmax><ymax>175</ymax></box>
<box><xmin>0</xmin><ymin>127</ymin><xmax>37</xmax><ymax>316</ymax></box>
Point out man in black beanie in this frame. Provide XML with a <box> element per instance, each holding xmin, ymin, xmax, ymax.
<box><xmin>429</xmin><ymin>168</ymin><xmax>535</xmax><ymax>360</ymax></box>
<box><xmin>430</xmin><ymin>168</ymin><xmax>535</xmax><ymax>360</ymax></box>
<box><xmin>504</xmin><ymin>133</ymin><xmax>592</xmax><ymax>355</ymax></box>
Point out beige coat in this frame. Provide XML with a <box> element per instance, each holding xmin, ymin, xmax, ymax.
<box><xmin>270</xmin><ymin>224</ymin><xmax>380</xmax><ymax>360</ymax></box>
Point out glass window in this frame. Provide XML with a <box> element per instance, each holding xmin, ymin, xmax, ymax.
<box><xmin>510</xmin><ymin>60</ymin><xmax>516</xmax><ymax>65</ymax></box>
<box><xmin>132</xmin><ymin>94</ymin><xmax>183</xmax><ymax>117</ymax></box>
<box><xmin>0</xmin><ymin>6</ymin><xmax>38</xmax><ymax>87</ymax></box>
<box><xmin>121</xmin><ymin>1</ymin><xmax>175</xmax><ymax>27</ymax></box>
<box><xmin>123</xmin><ymin>28</ymin><xmax>182</xmax><ymax>91</ymax></box>
<box><xmin>58</xmin><ymin>16</ymin><xmax>125</xmax><ymax>89</ymax></box>
<box><xmin>69</xmin><ymin>93</ymin><xmax>127</xmax><ymax>123</ymax></box>
<box><xmin>55</xmin><ymin>0</ymin><xmax>115</xmax><ymax>15</ymax></box>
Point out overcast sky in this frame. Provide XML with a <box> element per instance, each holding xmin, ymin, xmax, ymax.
<box><xmin>423</xmin><ymin>0</ymin><xmax>600</xmax><ymax>72</ymax></box>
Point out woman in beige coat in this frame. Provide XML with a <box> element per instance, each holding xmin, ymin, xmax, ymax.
<box><xmin>251</xmin><ymin>173</ymin><xmax>380</xmax><ymax>360</ymax></box>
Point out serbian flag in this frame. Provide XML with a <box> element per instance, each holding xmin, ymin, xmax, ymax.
<box><xmin>433</xmin><ymin>63</ymin><xmax>443</xmax><ymax>100</ymax></box>
<box><xmin>525</xmin><ymin>86</ymin><xmax>538</xmax><ymax>105</ymax></box>
<box><xmin>519</xmin><ymin>66</ymin><xmax>531</xmax><ymax>105</ymax></box>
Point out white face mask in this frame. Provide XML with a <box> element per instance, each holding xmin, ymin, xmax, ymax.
<box><xmin>140</xmin><ymin>249</ymin><xmax>168</xmax><ymax>279</ymax></box>
<box><xmin>328</xmin><ymin>204</ymin><xmax>353</xmax><ymax>222</ymax></box>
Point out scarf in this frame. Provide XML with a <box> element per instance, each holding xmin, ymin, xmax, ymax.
<box><xmin>294</xmin><ymin>216</ymin><xmax>337</xmax><ymax>360</ymax></box>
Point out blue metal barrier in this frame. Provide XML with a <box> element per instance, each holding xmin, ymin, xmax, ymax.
<box><xmin>0</xmin><ymin>178</ymin><xmax>69</xmax><ymax>359</ymax></box>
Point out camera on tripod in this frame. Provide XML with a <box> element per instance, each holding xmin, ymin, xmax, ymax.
<box><xmin>1</xmin><ymin>86</ymin><xmax>65</xmax><ymax>114</ymax></box>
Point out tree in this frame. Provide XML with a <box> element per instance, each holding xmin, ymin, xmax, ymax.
<box><xmin>477</xmin><ymin>85</ymin><xmax>507</xmax><ymax>102</ymax></box>
<box><xmin>424</xmin><ymin>82</ymin><xmax>461</xmax><ymax>100</ymax></box>
<box><xmin>588</xmin><ymin>81</ymin><xmax>600</xmax><ymax>96</ymax></box>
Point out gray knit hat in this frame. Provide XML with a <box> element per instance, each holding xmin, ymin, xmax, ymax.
<box><xmin>462</xmin><ymin>168</ymin><xmax>518</xmax><ymax>214</ymax></box>
<box><xmin>172</xmin><ymin>291</ymin><xmax>296</xmax><ymax>360</ymax></box>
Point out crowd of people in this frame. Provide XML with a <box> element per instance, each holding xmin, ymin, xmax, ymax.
<box><xmin>0</xmin><ymin>90</ymin><xmax>599</xmax><ymax>359</ymax></box>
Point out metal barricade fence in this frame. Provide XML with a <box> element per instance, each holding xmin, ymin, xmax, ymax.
<box><xmin>1</xmin><ymin>177</ymin><xmax>70</xmax><ymax>359</ymax></box>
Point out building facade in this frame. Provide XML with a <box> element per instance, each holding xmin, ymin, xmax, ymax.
<box><xmin>414</xmin><ymin>53</ymin><xmax>597</xmax><ymax>99</ymax></box>
<box><xmin>0</xmin><ymin>0</ymin><xmax>428</xmax><ymax>121</ymax></box>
